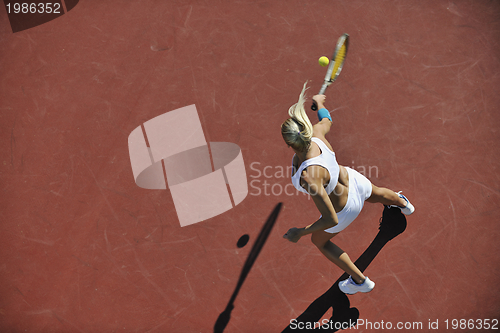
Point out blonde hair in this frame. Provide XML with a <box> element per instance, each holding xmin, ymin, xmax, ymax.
<box><xmin>281</xmin><ymin>82</ymin><xmax>314</xmax><ymax>152</ymax></box>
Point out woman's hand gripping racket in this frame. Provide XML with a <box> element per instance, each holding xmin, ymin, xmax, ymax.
<box><xmin>312</xmin><ymin>33</ymin><xmax>349</xmax><ymax>111</ymax></box>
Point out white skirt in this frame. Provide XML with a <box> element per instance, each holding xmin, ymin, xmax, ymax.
<box><xmin>323</xmin><ymin>167</ymin><xmax>373</xmax><ymax>234</ymax></box>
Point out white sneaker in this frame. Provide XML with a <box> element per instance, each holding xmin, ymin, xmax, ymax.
<box><xmin>338</xmin><ymin>276</ymin><xmax>375</xmax><ymax>294</ymax></box>
<box><xmin>389</xmin><ymin>191</ymin><xmax>415</xmax><ymax>215</ymax></box>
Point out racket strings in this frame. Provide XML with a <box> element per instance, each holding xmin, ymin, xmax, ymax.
<box><xmin>331</xmin><ymin>43</ymin><xmax>347</xmax><ymax>79</ymax></box>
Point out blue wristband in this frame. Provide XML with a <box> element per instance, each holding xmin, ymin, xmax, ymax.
<box><xmin>317</xmin><ymin>108</ymin><xmax>332</xmax><ymax>122</ymax></box>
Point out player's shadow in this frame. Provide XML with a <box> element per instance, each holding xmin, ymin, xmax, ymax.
<box><xmin>282</xmin><ymin>206</ymin><xmax>407</xmax><ymax>332</ymax></box>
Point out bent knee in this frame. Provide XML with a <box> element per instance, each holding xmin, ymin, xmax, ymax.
<box><xmin>311</xmin><ymin>234</ymin><xmax>324</xmax><ymax>248</ymax></box>
<box><xmin>367</xmin><ymin>184</ymin><xmax>384</xmax><ymax>203</ymax></box>
<box><xmin>311</xmin><ymin>231</ymin><xmax>336</xmax><ymax>248</ymax></box>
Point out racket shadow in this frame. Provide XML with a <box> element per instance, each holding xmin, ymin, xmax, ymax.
<box><xmin>281</xmin><ymin>206</ymin><xmax>407</xmax><ymax>332</ymax></box>
<box><xmin>214</xmin><ymin>203</ymin><xmax>283</xmax><ymax>333</ymax></box>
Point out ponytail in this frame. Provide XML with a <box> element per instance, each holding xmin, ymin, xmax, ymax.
<box><xmin>281</xmin><ymin>82</ymin><xmax>314</xmax><ymax>152</ymax></box>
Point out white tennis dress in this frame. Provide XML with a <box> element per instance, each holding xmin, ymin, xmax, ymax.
<box><xmin>291</xmin><ymin>137</ymin><xmax>372</xmax><ymax>233</ymax></box>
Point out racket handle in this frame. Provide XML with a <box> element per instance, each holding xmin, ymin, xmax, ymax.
<box><xmin>312</xmin><ymin>86</ymin><xmax>327</xmax><ymax>110</ymax></box>
<box><xmin>311</xmin><ymin>101</ymin><xmax>318</xmax><ymax>111</ymax></box>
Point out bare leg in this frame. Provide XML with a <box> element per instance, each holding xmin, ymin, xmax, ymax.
<box><xmin>311</xmin><ymin>230</ymin><xmax>365</xmax><ymax>284</ymax></box>
<box><xmin>366</xmin><ymin>184</ymin><xmax>407</xmax><ymax>207</ymax></box>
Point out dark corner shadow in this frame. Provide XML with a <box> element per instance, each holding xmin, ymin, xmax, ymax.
<box><xmin>282</xmin><ymin>206</ymin><xmax>407</xmax><ymax>333</ymax></box>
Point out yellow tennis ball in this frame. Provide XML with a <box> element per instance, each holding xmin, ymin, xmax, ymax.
<box><xmin>318</xmin><ymin>56</ymin><xmax>329</xmax><ymax>67</ymax></box>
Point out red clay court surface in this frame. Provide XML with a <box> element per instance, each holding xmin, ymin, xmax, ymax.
<box><xmin>1</xmin><ymin>1</ymin><xmax>500</xmax><ymax>332</ymax></box>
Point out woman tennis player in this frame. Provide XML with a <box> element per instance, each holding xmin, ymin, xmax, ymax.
<box><xmin>282</xmin><ymin>83</ymin><xmax>414</xmax><ymax>294</ymax></box>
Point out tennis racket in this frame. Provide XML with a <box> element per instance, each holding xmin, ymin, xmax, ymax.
<box><xmin>311</xmin><ymin>33</ymin><xmax>349</xmax><ymax>111</ymax></box>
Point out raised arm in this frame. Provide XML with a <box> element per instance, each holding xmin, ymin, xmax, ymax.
<box><xmin>312</xmin><ymin>95</ymin><xmax>332</xmax><ymax>136</ymax></box>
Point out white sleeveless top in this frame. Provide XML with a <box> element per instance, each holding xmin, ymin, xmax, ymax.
<box><xmin>291</xmin><ymin>137</ymin><xmax>340</xmax><ymax>195</ymax></box>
